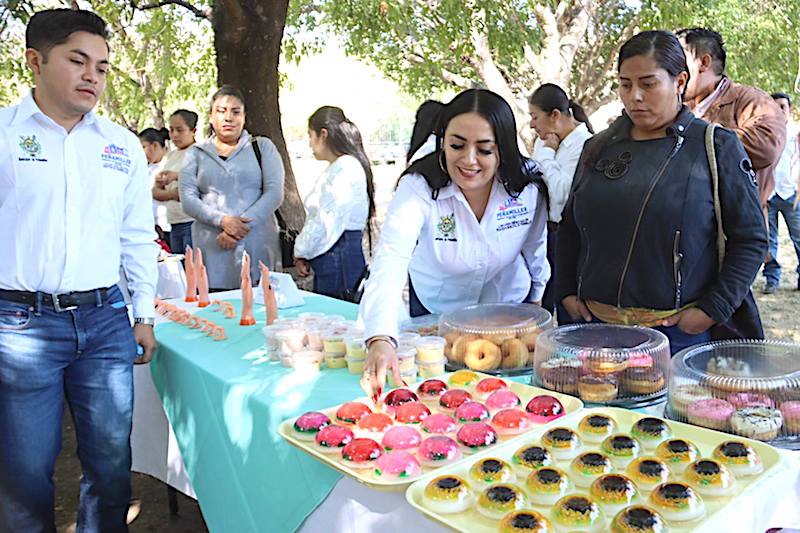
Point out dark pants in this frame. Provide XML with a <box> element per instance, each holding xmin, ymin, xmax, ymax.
<box><xmin>0</xmin><ymin>286</ymin><xmax>137</xmax><ymax>532</ymax></box>
<box><xmin>542</xmin><ymin>223</ymin><xmax>570</xmax><ymax>324</ymax></box>
<box><xmin>764</xmin><ymin>193</ymin><xmax>800</xmax><ymax>285</ymax></box>
<box><xmin>310</xmin><ymin>230</ymin><xmax>366</xmax><ymax>301</ymax></box>
<box><xmin>169</xmin><ymin>221</ymin><xmax>193</xmax><ymax>256</ymax></box>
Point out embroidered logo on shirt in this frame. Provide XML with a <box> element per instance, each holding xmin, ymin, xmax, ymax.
<box><xmin>101</xmin><ymin>144</ymin><xmax>131</xmax><ymax>174</ymax></box>
<box><xmin>435</xmin><ymin>213</ymin><xmax>457</xmax><ymax>242</ymax></box>
<box><xmin>497</xmin><ymin>196</ymin><xmax>531</xmax><ymax>231</ymax></box>
<box><xmin>17</xmin><ymin>135</ymin><xmax>46</xmax><ymax>161</ymax></box>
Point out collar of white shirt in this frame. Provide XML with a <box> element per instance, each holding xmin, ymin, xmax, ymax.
<box><xmin>11</xmin><ymin>91</ymin><xmax>111</xmax><ymax>138</ymax></box>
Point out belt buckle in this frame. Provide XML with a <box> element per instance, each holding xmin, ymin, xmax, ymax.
<box><xmin>52</xmin><ymin>293</ymin><xmax>78</xmax><ymax>312</ymax></box>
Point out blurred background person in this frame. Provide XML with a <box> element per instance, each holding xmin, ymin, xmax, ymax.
<box><xmin>406</xmin><ymin>100</ymin><xmax>444</xmax><ymax>164</ymax></box>
<box><xmin>139</xmin><ymin>126</ymin><xmax>171</xmax><ymax>245</ymax></box>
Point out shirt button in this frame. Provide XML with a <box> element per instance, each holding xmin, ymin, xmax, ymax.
<box><xmin>678</xmin><ymin>125</ymin><xmax>685</xmax><ymax>132</ymax></box>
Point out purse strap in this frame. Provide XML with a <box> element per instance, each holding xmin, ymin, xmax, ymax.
<box><xmin>251</xmin><ymin>137</ymin><xmax>289</xmax><ymax>231</ymax></box>
<box><xmin>705</xmin><ymin>123</ymin><xmax>726</xmax><ymax>272</ymax></box>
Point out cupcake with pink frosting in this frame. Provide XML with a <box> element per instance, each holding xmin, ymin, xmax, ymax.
<box><xmin>687</xmin><ymin>398</ymin><xmax>734</xmax><ymax>431</ymax></box>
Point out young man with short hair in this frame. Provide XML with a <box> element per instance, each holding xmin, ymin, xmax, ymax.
<box><xmin>0</xmin><ymin>9</ymin><xmax>158</xmax><ymax>532</ymax></box>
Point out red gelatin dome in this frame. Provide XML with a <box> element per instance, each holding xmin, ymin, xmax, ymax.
<box><xmin>384</xmin><ymin>388</ymin><xmax>420</xmax><ymax>407</ymax></box>
<box><xmin>525</xmin><ymin>395</ymin><xmax>565</xmax><ymax>423</ymax></box>
<box><xmin>455</xmin><ymin>401</ymin><xmax>490</xmax><ymax>423</ymax></box>
<box><xmin>394</xmin><ymin>401</ymin><xmax>431</xmax><ymax>424</ymax></box>
<box><xmin>357</xmin><ymin>412</ymin><xmax>394</xmax><ymax>433</ymax></box>
<box><xmin>381</xmin><ymin>426</ymin><xmax>422</xmax><ymax>451</ymax></box>
<box><xmin>439</xmin><ymin>389</ymin><xmax>472</xmax><ymax>411</ymax></box>
<box><xmin>336</xmin><ymin>402</ymin><xmax>373</xmax><ymax>425</ymax></box>
<box><xmin>341</xmin><ymin>438</ymin><xmax>383</xmax><ymax>465</ymax></box>
<box><xmin>475</xmin><ymin>377</ymin><xmax>508</xmax><ymax>397</ymax></box>
<box><xmin>492</xmin><ymin>408</ymin><xmax>532</xmax><ymax>435</ymax></box>
<box><xmin>418</xmin><ymin>379</ymin><xmax>448</xmax><ymax>399</ymax></box>
<box><xmin>421</xmin><ymin>413</ymin><xmax>458</xmax><ymax>434</ymax></box>
<box><xmin>456</xmin><ymin>422</ymin><xmax>498</xmax><ymax>450</ymax></box>
<box><xmin>315</xmin><ymin>425</ymin><xmax>354</xmax><ymax>451</ymax></box>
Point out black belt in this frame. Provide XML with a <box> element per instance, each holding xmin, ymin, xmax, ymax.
<box><xmin>0</xmin><ymin>288</ymin><xmax>110</xmax><ymax>312</ymax></box>
<box><xmin>547</xmin><ymin>221</ymin><xmax>559</xmax><ymax>232</ymax></box>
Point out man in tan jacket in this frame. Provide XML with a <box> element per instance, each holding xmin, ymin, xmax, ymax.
<box><xmin>678</xmin><ymin>27</ymin><xmax>786</xmax><ymax>209</ymax></box>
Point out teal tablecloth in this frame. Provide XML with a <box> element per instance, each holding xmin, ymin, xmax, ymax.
<box><xmin>150</xmin><ymin>294</ymin><xmax>364</xmax><ymax>532</ymax></box>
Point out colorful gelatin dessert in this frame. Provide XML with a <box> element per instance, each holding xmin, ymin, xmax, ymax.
<box><xmin>474</xmin><ymin>377</ymin><xmax>509</xmax><ymax>400</ymax></box>
<box><xmin>381</xmin><ymin>426</ymin><xmax>422</xmax><ymax>452</ymax></box>
<box><xmin>439</xmin><ymin>389</ymin><xmax>472</xmax><ymax>413</ymax></box>
<box><xmin>647</xmin><ymin>482</ymin><xmax>706</xmax><ymax>522</ymax></box>
<box><xmin>455</xmin><ymin>401</ymin><xmax>490</xmax><ymax>423</ymax></box>
<box><xmin>611</xmin><ymin>506</ymin><xmax>669</xmax><ymax>533</ymax></box>
<box><xmin>336</xmin><ymin>402</ymin><xmax>372</xmax><ymax>425</ymax></box>
<box><xmin>373</xmin><ymin>450</ymin><xmax>422</xmax><ymax>480</ymax></box>
<box><xmin>570</xmin><ymin>452</ymin><xmax>614</xmax><ymax>488</ymax></box>
<box><xmin>314</xmin><ymin>425</ymin><xmax>354</xmax><ymax>454</ymax></box>
<box><xmin>525</xmin><ymin>466</ymin><xmax>572</xmax><ymax>506</ymax></box>
<box><xmin>684</xmin><ymin>459</ymin><xmax>736</xmax><ymax>497</ymax></box>
<box><xmin>727</xmin><ymin>392</ymin><xmax>775</xmax><ymax>409</ymax></box>
<box><xmin>525</xmin><ymin>395</ymin><xmax>565</xmax><ymax>424</ymax></box>
<box><xmin>356</xmin><ymin>413</ymin><xmax>393</xmax><ymax>438</ymax></box>
<box><xmin>292</xmin><ymin>411</ymin><xmax>331</xmax><ymax>441</ymax></box>
<box><xmin>498</xmin><ymin>510</ymin><xmax>553</xmax><ymax>533</ymax></box>
<box><xmin>541</xmin><ymin>427</ymin><xmax>583</xmax><ymax>460</ymax></box>
<box><xmin>383</xmin><ymin>388</ymin><xmax>420</xmax><ymax>409</ymax></box>
<box><xmin>492</xmin><ymin>408</ymin><xmax>533</xmax><ymax>436</ymax></box>
<box><xmin>456</xmin><ymin>422</ymin><xmax>498</xmax><ymax>453</ymax></box>
<box><xmin>341</xmin><ymin>438</ymin><xmax>382</xmax><ymax>470</ymax></box>
<box><xmin>712</xmin><ymin>440</ymin><xmax>764</xmax><ymax>477</ymax></box>
<box><xmin>601</xmin><ymin>435</ymin><xmax>642</xmax><ymax>468</ymax></box>
<box><xmin>469</xmin><ymin>457</ymin><xmax>516</xmax><ymax>490</ymax></box>
<box><xmin>630</xmin><ymin>418</ymin><xmax>672</xmax><ymax>451</ymax></box>
<box><xmin>421</xmin><ymin>413</ymin><xmax>458</xmax><ymax>435</ymax></box>
<box><xmin>417</xmin><ymin>379</ymin><xmax>448</xmax><ymax>403</ymax></box>
<box><xmin>477</xmin><ymin>483</ymin><xmax>528</xmax><ymax>520</ymax></box>
<box><xmin>449</xmin><ymin>370</ymin><xmax>480</xmax><ymax>388</ymax></box>
<box><xmin>486</xmin><ymin>390</ymin><xmax>522</xmax><ymax>413</ymax></box>
<box><xmin>578</xmin><ymin>414</ymin><xmax>618</xmax><ymax>443</ymax></box>
<box><xmin>551</xmin><ymin>495</ymin><xmax>605</xmax><ymax>532</ymax></box>
<box><xmin>422</xmin><ymin>475</ymin><xmax>473</xmax><ymax>514</ymax></box>
<box><xmin>512</xmin><ymin>445</ymin><xmax>552</xmax><ymax>477</ymax></box>
<box><xmin>589</xmin><ymin>474</ymin><xmax>639</xmax><ymax>514</ymax></box>
<box><xmin>625</xmin><ymin>458</ymin><xmax>670</xmax><ymax>491</ymax></box>
<box><xmin>418</xmin><ymin>436</ymin><xmax>463</xmax><ymax>467</ymax></box>
<box><xmin>655</xmin><ymin>438</ymin><xmax>700</xmax><ymax>475</ymax></box>
<box><xmin>393</xmin><ymin>401</ymin><xmax>431</xmax><ymax>424</ymax></box>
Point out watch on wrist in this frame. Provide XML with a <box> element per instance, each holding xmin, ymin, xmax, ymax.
<box><xmin>134</xmin><ymin>317</ymin><xmax>155</xmax><ymax>326</ymax></box>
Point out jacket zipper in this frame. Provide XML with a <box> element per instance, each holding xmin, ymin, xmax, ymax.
<box><xmin>617</xmin><ymin>135</ymin><xmax>685</xmax><ymax>307</ymax></box>
<box><xmin>673</xmin><ymin>230</ymin><xmax>683</xmax><ymax>309</ymax></box>
<box><xmin>577</xmin><ymin>226</ymin><xmax>590</xmax><ymax>298</ymax></box>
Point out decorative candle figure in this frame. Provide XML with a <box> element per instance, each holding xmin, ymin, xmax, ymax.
<box><xmin>196</xmin><ymin>248</ymin><xmax>211</xmax><ymax>307</ymax></box>
<box><xmin>184</xmin><ymin>245</ymin><xmax>198</xmax><ymax>302</ymax></box>
<box><xmin>258</xmin><ymin>260</ymin><xmax>278</xmax><ymax>325</ymax></box>
<box><xmin>239</xmin><ymin>251</ymin><xmax>256</xmax><ymax>326</ymax></box>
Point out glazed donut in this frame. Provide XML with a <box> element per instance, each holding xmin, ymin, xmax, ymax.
<box><xmin>465</xmin><ymin>339</ymin><xmax>502</xmax><ymax>371</ymax></box>
<box><xmin>444</xmin><ymin>332</ymin><xmax>461</xmax><ymax>345</ymax></box>
<box><xmin>519</xmin><ymin>331</ymin><xmax>540</xmax><ymax>364</ymax></box>
<box><xmin>451</xmin><ymin>335</ymin><xmax>480</xmax><ymax>365</ymax></box>
<box><xmin>482</xmin><ymin>333</ymin><xmax>515</xmax><ymax>345</ymax></box>
<box><xmin>501</xmin><ymin>339</ymin><xmax>528</xmax><ymax>369</ymax></box>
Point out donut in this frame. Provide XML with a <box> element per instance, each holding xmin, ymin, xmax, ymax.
<box><xmin>519</xmin><ymin>330</ymin><xmax>540</xmax><ymax>353</ymax></box>
<box><xmin>501</xmin><ymin>338</ymin><xmax>529</xmax><ymax>369</ymax></box>
<box><xmin>464</xmin><ymin>339</ymin><xmax>502</xmax><ymax>371</ymax></box>
<box><xmin>450</xmin><ymin>334</ymin><xmax>480</xmax><ymax>365</ymax></box>
<box><xmin>482</xmin><ymin>332</ymin><xmax>516</xmax><ymax>345</ymax></box>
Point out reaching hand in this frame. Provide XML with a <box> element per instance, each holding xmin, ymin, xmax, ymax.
<box><xmin>294</xmin><ymin>258</ymin><xmax>312</xmax><ymax>277</ymax></box>
<box><xmin>562</xmin><ymin>295</ymin><xmax>592</xmax><ymax>322</ymax></box>
<box><xmin>360</xmin><ymin>340</ymin><xmax>402</xmax><ymax>404</ymax></box>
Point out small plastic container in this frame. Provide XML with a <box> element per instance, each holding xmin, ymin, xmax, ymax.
<box><xmin>305</xmin><ymin>326</ymin><xmax>325</xmax><ymax>352</ymax></box>
<box><xmin>398</xmin><ymin>332</ymin><xmax>421</xmax><ymax>347</ymax></box>
<box><xmin>415</xmin><ymin>336</ymin><xmax>447</xmax><ymax>363</ymax></box>
<box><xmin>389</xmin><ymin>367</ymin><xmax>418</xmax><ymax>387</ymax></box>
<box><xmin>293</xmin><ymin>350</ymin><xmax>323</xmax><ymax>374</ymax></box>
<box><xmin>262</xmin><ymin>324</ymin><xmax>286</xmax><ymax>352</ymax></box>
<box><xmin>298</xmin><ymin>312</ymin><xmax>325</xmax><ymax>321</ymax></box>
<box><xmin>345</xmin><ymin>336</ymin><xmax>367</xmax><ymax>359</ymax></box>
<box><xmin>276</xmin><ymin>328</ymin><xmax>307</xmax><ymax>357</ymax></box>
<box><xmin>346</xmin><ymin>354</ymin><xmax>366</xmax><ymax>374</ymax></box>
<box><xmin>322</xmin><ymin>330</ymin><xmax>347</xmax><ymax>354</ymax></box>
<box><xmin>324</xmin><ymin>352</ymin><xmax>347</xmax><ymax>369</ymax></box>
<box><xmin>397</xmin><ymin>346</ymin><xmax>417</xmax><ymax>373</ymax></box>
<box><xmin>417</xmin><ymin>357</ymin><xmax>446</xmax><ymax>379</ymax></box>
<box><xmin>280</xmin><ymin>353</ymin><xmax>294</xmax><ymax>368</ymax></box>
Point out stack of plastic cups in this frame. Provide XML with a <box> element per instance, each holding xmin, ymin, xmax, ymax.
<box><xmin>321</xmin><ymin>328</ymin><xmax>347</xmax><ymax>369</ymax></box>
<box><xmin>391</xmin><ymin>344</ymin><xmax>418</xmax><ymax>387</ymax></box>
<box><xmin>414</xmin><ymin>336</ymin><xmax>447</xmax><ymax>379</ymax></box>
<box><xmin>262</xmin><ymin>323</ymin><xmax>287</xmax><ymax>361</ymax></box>
<box><xmin>275</xmin><ymin>327</ymin><xmax>307</xmax><ymax>368</ymax></box>
<box><xmin>344</xmin><ymin>336</ymin><xmax>367</xmax><ymax>374</ymax></box>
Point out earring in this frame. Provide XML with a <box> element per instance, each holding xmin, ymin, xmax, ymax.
<box><xmin>438</xmin><ymin>150</ymin><xmax>448</xmax><ymax>175</ymax></box>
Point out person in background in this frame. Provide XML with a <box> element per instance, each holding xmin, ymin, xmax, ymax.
<box><xmin>139</xmin><ymin>126</ymin><xmax>171</xmax><ymax>244</ymax></box>
<box><xmin>293</xmin><ymin>106</ymin><xmax>374</xmax><ymax>299</ymax></box>
<box><xmin>0</xmin><ymin>9</ymin><xmax>158</xmax><ymax>531</ymax></box>
<box><xmin>406</xmin><ymin>100</ymin><xmax>445</xmax><ymax>164</ymax></box>
<box><xmin>359</xmin><ymin>89</ymin><xmax>550</xmax><ymax>397</ymax></box>
<box><xmin>528</xmin><ymin>83</ymin><xmax>594</xmax><ymax>320</ymax></box>
<box><xmin>179</xmin><ymin>85</ymin><xmax>284</xmax><ymax>289</ymax></box>
<box><xmin>152</xmin><ymin>109</ymin><xmax>198</xmax><ymax>255</ymax></box>
<box><xmin>557</xmin><ymin>30</ymin><xmax>767</xmax><ymax>354</ymax></box>
<box><xmin>762</xmin><ymin>92</ymin><xmax>800</xmax><ymax>293</ymax></box>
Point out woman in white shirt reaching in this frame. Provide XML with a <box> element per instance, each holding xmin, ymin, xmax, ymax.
<box><xmin>293</xmin><ymin>106</ymin><xmax>375</xmax><ymax>300</ymax></box>
<box><xmin>359</xmin><ymin>89</ymin><xmax>550</xmax><ymax>399</ymax></box>
<box><xmin>529</xmin><ymin>84</ymin><xmax>594</xmax><ymax>317</ymax></box>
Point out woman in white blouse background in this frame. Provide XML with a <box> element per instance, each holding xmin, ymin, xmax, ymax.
<box><xmin>528</xmin><ymin>84</ymin><xmax>594</xmax><ymax>317</ymax></box>
<box><xmin>293</xmin><ymin>106</ymin><xmax>375</xmax><ymax>299</ymax></box>
<box><xmin>359</xmin><ymin>89</ymin><xmax>550</xmax><ymax>398</ymax></box>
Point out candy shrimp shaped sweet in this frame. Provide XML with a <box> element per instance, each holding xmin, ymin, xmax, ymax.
<box><xmin>222</xmin><ymin>302</ymin><xmax>236</xmax><ymax>319</ymax></box>
<box><xmin>184</xmin><ymin>245</ymin><xmax>198</xmax><ymax>302</ymax></box>
<box><xmin>239</xmin><ymin>251</ymin><xmax>256</xmax><ymax>326</ymax></box>
<box><xmin>259</xmin><ymin>260</ymin><xmax>278</xmax><ymax>325</ymax></box>
<box><xmin>195</xmin><ymin>248</ymin><xmax>211</xmax><ymax>308</ymax></box>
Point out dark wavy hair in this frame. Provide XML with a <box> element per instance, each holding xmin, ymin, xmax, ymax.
<box><xmin>402</xmin><ymin>89</ymin><xmax>546</xmax><ymax>200</ymax></box>
<box><xmin>170</xmin><ymin>109</ymin><xmax>199</xmax><ymax>129</ymax></box>
<box><xmin>138</xmin><ymin>127</ymin><xmax>169</xmax><ymax>147</ymax></box>
<box><xmin>529</xmin><ymin>83</ymin><xmax>594</xmax><ymax>134</ymax></box>
<box><xmin>26</xmin><ymin>9</ymin><xmax>108</xmax><ymax>59</ymax></box>
<box><xmin>406</xmin><ymin>100</ymin><xmax>445</xmax><ymax>163</ymax></box>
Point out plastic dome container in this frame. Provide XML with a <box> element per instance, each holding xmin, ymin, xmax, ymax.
<box><xmin>532</xmin><ymin>324</ymin><xmax>670</xmax><ymax>407</ymax></box>
<box><xmin>438</xmin><ymin>303</ymin><xmax>553</xmax><ymax>376</ymax></box>
<box><xmin>666</xmin><ymin>340</ymin><xmax>800</xmax><ymax>449</ymax></box>
<box><xmin>400</xmin><ymin>314</ymin><xmax>441</xmax><ymax>337</ymax></box>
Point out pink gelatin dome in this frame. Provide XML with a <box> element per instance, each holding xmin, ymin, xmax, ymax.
<box><xmin>491</xmin><ymin>408</ymin><xmax>532</xmax><ymax>435</ymax></box>
<box><xmin>293</xmin><ymin>411</ymin><xmax>331</xmax><ymax>440</ymax></box>
<box><xmin>373</xmin><ymin>451</ymin><xmax>422</xmax><ymax>480</ymax></box>
<box><xmin>394</xmin><ymin>401</ymin><xmax>431</xmax><ymax>424</ymax></box>
<box><xmin>314</xmin><ymin>425</ymin><xmax>354</xmax><ymax>454</ymax></box>
<box><xmin>525</xmin><ymin>395</ymin><xmax>566</xmax><ymax>423</ymax></box>
<box><xmin>485</xmin><ymin>390</ymin><xmax>521</xmax><ymax>413</ymax></box>
<box><xmin>336</xmin><ymin>402</ymin><xmax>372</xmax><ymax>425</ymax></box>
<box><xmin>417</xmin><ymin>436</ymin><xmax>463</xmax><ymax>467</ymax></box>
<box><xmin>456</xmin><ymin>422</ymin><xmax>498</xmax><ymax>452</ymax></box>
<box><xmin>455</xmin><ymin>401</ymin><xmax>490</xmax><ymax>423</ymax></box>
<box><xmin>421</xmin><ymin>413</ymin><xmax>458</xmax><ymax>435</ymax></box>
<box><xmin>381</xmin><ymin>426</ymin><xmax>422</xmax><ymax>451</ymax></box>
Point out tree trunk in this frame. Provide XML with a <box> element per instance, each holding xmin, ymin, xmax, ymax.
<box><xmin>212</xmin><ymin>0</ymin><xmax>305</xmax><ymax>239</ymax></box>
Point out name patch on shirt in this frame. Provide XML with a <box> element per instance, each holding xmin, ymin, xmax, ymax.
<box><xmin>435</xmin><ymin>213</ymin><xmax>457</xmax><ymax>242</ymax></box>
<box><xmin>17</xmin><ymin>135</ymin><xmax>47</xmax><ymax>162</ymax></box>
<box><xmin>101</xmin><ymin>144</ymin><xmax>131</xmax><ymax>174</ymax></box>
<box><xmin>496</xmin><ymin>197</ymin><xmax>531</xmax><ymax>231</ymax></box>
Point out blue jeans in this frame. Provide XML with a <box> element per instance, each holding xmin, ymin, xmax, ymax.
<box><xmin>310</xmin><ymin>231</ymin><xmax>366</xmax><ymax>300</ymax></box>
<box><xmin>0</xmin><ymin>286</ymin><xmax>137</xmax><ymax>533</ymax></box>
<box><xmin>169</xmin><ymin>221</ymin><xmax>193</xmax><ymax>256</ymax></box>
<box><xmin>764</xmin><ymin>193</ymin><xmax>800</xmax><ymax>285</ymax></box>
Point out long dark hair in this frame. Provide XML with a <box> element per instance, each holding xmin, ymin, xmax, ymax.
<box><xmin>529</xmin><ymin>83</ymin><xmax>594</xmax><ymax>134</ymax></box>
<box><xmin>138</xmin><ymin>127</ymin><xmax>169</xmax><ymax>147</ymax></box>
<box><xmin>308</xmin><ymin>106</ymin><xmax>376</xmax><ymax>239</ymax></box>
<box><xmin>208</xmin><ymin>85</ymin><xmax>245</xmax><ymax>136</ymax></box>
<box><xmin>171</xmin><ymin>109</ymin><xmax>199</xmax><ymax>130</ymax></box>
<box><xmin>402</xmin><ymin>89</ymin><xmax>546</xmax><ymax>200</ymax></box>
<box><xmin>406</xmin><ymin>100</ymin><xmax>445</xmax><ymax>163</ymax></box>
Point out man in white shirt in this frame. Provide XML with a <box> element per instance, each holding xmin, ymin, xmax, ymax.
<box><xmin>763</xmin><ymin>92</ymin><xmax>800</xmax><ymax>293</ymax></box>
<box><xmin>0</xmin><ymin>10</ymin><xmax>158</xmax><ymax>532</ymax></box>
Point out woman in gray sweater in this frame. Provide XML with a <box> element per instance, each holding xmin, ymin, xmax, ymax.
<box><xmin>179</xmin><ymin>85</ymin><xmax>284</xmax><ymax>289</ymax></box>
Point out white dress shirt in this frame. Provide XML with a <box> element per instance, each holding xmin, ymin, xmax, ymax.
<box><xmin>0</xmin><ymin>92</ymin><xmax>158</xmax><ymax>318</ymax></box>
<box><xmin>772</xmin><ymin>124</ymin><xmax>799</xmax><ymax>200</ymax></box>
<box><xmin>293</xmin><ymin>154</ymin><xmax>369</xmax><ymax>260</ymax></box>
<box><xmin>360</xmin><ymin>173</ymin><xmax>550</xmax><ymax>339</ymax></box>
<box><xmin>532</xmin><ymin>122</ymin><xmax>592</xmax><ymax>223</ymax></box>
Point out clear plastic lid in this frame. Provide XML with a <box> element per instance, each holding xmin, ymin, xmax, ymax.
<box><xmin>400</xmin><ymin>314</ymin><xmax>441</xmax><ymax>336</ymax></box>
<box><xmin>438</xmin><ymin>303</ymin><xmax>552</xmax><ymax>336</ymax></box>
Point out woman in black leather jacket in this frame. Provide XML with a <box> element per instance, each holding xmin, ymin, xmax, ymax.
<box><xmin>556</xmin><ymin>30</ymin><xmax>767</xmax><ymax>354</ymax></box>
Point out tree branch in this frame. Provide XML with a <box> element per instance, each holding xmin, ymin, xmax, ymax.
<box><xmin>131</xmin><ymin>0</ymin><xmax>210</xmax><ymax>20</ymax></box>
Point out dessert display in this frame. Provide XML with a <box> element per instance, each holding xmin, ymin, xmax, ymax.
<box><xmin>422</xmin><ymin>475</ymin><xmax>473</xmax><ymax>514</ymax></box>
<box><xmin>498</xmin><ymin>510</ymin><xmax>553</xmax><ymax>533</ymax></box>
<box><xmin>373</xmin><ymin>451</ymin><xmax>422</xmax><ymax>480</ymax></box>
<box><xmin>610</xmin><ymin>506</ymin><xmax>668</xmax><ymax>533</ymax></box>
<box><xmin>666</xmin><ymin>340</ymin><xmax>800</xmax><ymax>448</ymax></box>
<box><xmin>511</xmin><ymin>444</ymin><xmax>552</xmax><ymax>476</ymax></box>
<box><xmin>625</xmin><ymin>458</ymin><xmax>670</xmax><ymax>491</ymax></box>
<box><xmin>341</xmin><ymin>438</ymin><xmax>382</xmax><ymax>469</ymax></box>
<box><xmin>418</xmin><ymin>436</ymin><xmax>463</xmax><ymax>467</ymax></box>
<box><xmin>439</xmin><ymin>303</ymin><xmax>553</xmax><ymax>375</ymax></box>
<box><xmin>630</xmin><ymin>418</ymin><xmax>673</xmax><ymax>451</ymax></box>
<box><xmin>314</xmin><ymin>425</ymin><xmax>354</xmax><ymax>454</ymax></box>
<box><xmin>551</xmin><ymin>495</ymin><xmax>605</xmax><ymax>532</ymax></box>
<box><xmin>589</xmin><ymin>474</ymin><xmax>639</xmax><ymax>514</ymax></box>
<box><xmin>456</xmin><ymin>422</ymin><xmax>498</xmax><ymax>453</ymax></box>
<box><xmin>647</xmin><ymin>482</ymin><xmax>705</xmax><ymax>522</ymax></box>
<box><xmin>292</xmin><ymin>411</ymin><xmax>331</xmax><ymax>441</ymax></box>
<box><xmin>476</xmin><ymin>483</ymin><xmax>528</xmax><ymax>519</ymax></box>
<box><xmin>455</xmin><ymin>401</ymin><xmax>490</xmax><ymax>423</ymax></box>
<box><xmin>570</xmin><ymin>451</ymin><xmax>614</xmax><ymax>487</ymax></box>
<box><xmin>525</xmin><ymin>466</ymin><xmax>572</xmax><ymax>505</ymax></box>
<box><xmin>381</xmin><ymin>426</ymin><xmax>422</xmax><ymax>452</ymax></box>
<box><xmin>492</xmin><ymin>409</ymin><xmax>533</xmax><ymax>436</ymax></box>
<box><xmin>393</xmin><ymin>401</ymin><xmax>431</xmax><ymax>424</ymax></box>
<box><xmin>421</xmin><ymin>413</ymin><xmax>458</xmax><ymax>435</ymax></box>
<box><xmin>712</xmin><ymin>440</ymin><xmax>764</xmax><ymax>476</ymax></box>
<box><xmin>468</xmin><ymin>457</ymin><xmax>516</xmax><ymax>490</ymax></box>
<box><xmin>578</xmin><ymin>414</ymin><xmax>617</xmax><ymax>443</ymax></box>
<box><xmin>654</xmin><ymin>439</ymin><xmax>699</xmax><ymax>475</ymax></box>
<box><xmin>525</xmin><ymin>395</ymin><xmax>565</xmax><ymax>423</ymax></box>
<box><xmin>533</xmin><ymin>324</ymin><xmax>671</xmax><ymax>407</ymax></box>
<box><xmin>683</xmin><ymin>459</ymin><xmax>735</xmax><ymax>496</ymax></box>
<box><xmin>601</xmin><ymin>435</ymin><xmax>641</xmax><ymax>468</ymax></box>
<box><xmin>541</xmin><ymin>427</ymin><xmax>583</xmax><ymax>460</ymax></box>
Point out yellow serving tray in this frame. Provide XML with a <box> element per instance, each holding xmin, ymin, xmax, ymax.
<box><xmin>405</xmin><ymin>406</ymin><xmax>784</xmax><ymax>531</ymax></box>
<box><xmin>278</xmin><ymin>373</ymin><xmax>584</xmax><ymax>491</ymax></box>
